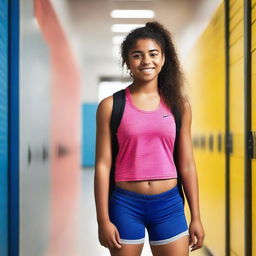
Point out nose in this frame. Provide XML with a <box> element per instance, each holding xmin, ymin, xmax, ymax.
<box><xmin>141</xmin><ymin>55</ymin><xmax>151</xmax><ymax>65</ymax></box>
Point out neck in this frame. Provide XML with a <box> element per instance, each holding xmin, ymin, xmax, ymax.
<box><xmin>131</xmin><ymin>77</ymin><xmax>159</xmax><ymax>95</ymax></box>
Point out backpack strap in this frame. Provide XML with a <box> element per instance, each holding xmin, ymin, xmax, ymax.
<box><xmin>172</xmin><ymin>108</ymin><xmax>185</xmax><ymax>206</ymax></box>
<box><xmin>109</xmin><ymin>89</ymin><xmax>126</xmax><ymax>198</ymax></box>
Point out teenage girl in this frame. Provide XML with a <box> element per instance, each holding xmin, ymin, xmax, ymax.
<box><xmin>94</xmin><ymin>21</ymin><xmax>205</xmax><ymax>256</ymax></box>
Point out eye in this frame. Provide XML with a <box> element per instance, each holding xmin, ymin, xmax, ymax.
<box><xmin>150</xmin><ymin>52</ymin><xmax>158</xmax><ymax>57</ymax></box>
<box><xmin>132</xmin><ymin>54</ymin><xmax>141</xmax><ymax>59</ymax></box>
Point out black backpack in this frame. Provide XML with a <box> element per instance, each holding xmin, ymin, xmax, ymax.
<box><xmin>109</xmin><ymin>88</ymin><xmax>185</xmax><ymax>206</ymax></box>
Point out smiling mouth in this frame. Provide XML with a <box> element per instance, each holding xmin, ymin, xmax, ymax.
<box><xmin>140</xmin><ymin>68</ymin><xmax>155</xmax><ymax>73</ymax></box>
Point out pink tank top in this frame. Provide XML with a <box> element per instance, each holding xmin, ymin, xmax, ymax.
<box><xmin>115</xmin><ymin>86</ymin><xmax>178</xmax><ymax>181</ymax></box>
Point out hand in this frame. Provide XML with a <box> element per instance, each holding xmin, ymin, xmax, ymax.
<box><xmin>98</xmin><ymin>220</ymin><xmax>122</xmax><ymax>249</ymax></box>
<box><xmin>188</xmin><ymin>219</ymin><xmax>205</xmax><ymax>252</ymax></box>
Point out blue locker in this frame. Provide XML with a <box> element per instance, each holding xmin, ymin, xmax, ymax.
<box><xmin>82</xmin><ymin>103</ymin><xmax>97</xmax><ymax>167</ymax></box>
<box><xmin>0</xmin><ymin>1</ymin><xmax>8</xmax><ymax>255</ymax></box>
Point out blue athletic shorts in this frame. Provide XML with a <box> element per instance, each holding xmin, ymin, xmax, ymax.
<box><xmin>109</xmin><ymin>185</ymin><xmax>189</xmax><ymax>246</ymax></box>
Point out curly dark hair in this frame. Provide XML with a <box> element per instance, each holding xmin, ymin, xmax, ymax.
<box><xmin>120</xmin><ymin>21</ymin><xmax>188</xmax><ymax>116</ymax></box>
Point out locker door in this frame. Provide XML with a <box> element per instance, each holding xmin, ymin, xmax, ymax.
<box><xmin>228</xmin><ymin>0</ymin><xmax>245</xmax><ymax>255</ymax></box>
<box><xmin>183</xmin><ymin>3</ymin><xmax>226</xmax><ymax>255</ymax></box>
<box><xmin>0</xmin><ymin>1</ymin><xmax>9</xmax><ymax>256</ymax></box>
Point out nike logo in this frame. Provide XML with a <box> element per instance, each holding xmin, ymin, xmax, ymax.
<box><xmin>162</xmin><ymin>114</ymin><xmax>170</xmax><ymax>118</ymax></box>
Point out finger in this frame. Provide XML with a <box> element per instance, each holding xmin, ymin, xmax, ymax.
<box><xmin>191</xmin><ymin>240</ymin><xmax>202</xmax><ymax>251</ymax></box>
<box><xmin>192</xmin><ymin>233</ymin><xmax>204</xmax><ymax>249</ymax></box>
<box><xmin>190</xmin><ymin>242</ymin><xmax>198</xmax><ymax>251</ymax></box>
<box><xmin>100</xmin><ymin>240</ymin><xmax>106</xmax><ymax>247</ymax></box>
<box><xmin>189</xmin><ymin>233</ymin><xmax>195</xmax><ymax>246</ymax></box>
<box><xmin>107</xmin><ymin>240</ymin><xmax>115</xmax><ymax>249</ymax></box>
<box><xmin>196</xmin><ymin>236</ymin><xmax>204</xmax><ymax>248</ymax></box>
<box><xmin>106</xmin><ymin>233</ymin><xmax>121</xmax><ymax>249</ymax></box>
<box><xmin>104</xmin><ymin>241</ymin><xmax>110</xmax><ymax>248</ymax></box>
<box><xmin>113</xmin><ymin>238</ymin><xmax>121</xmax><ymax>249</ymax></box>
<box><xmin>115</xmin><ymin>229</ymin><xmax>122</xmax><ymax>245</ymax></box>
<box><xmin>191</xmin><ymin>245</ymin><xmax>199</xmax><ymax>251</ymax></box>
<box><xmin>110</xmin><ymin>241</ymin><xmax>117</xmax><ymax>249</ymax></box>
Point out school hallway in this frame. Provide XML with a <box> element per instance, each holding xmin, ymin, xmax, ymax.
<box><xmin>1</xmin><ymin>0</ymin><xmax>256</xmax><ymax>256</ymax></box>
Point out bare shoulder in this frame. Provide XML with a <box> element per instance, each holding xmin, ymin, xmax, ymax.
<box><xmin>96</xmin><ymin>95</ymin><xmax>113</xmax><ymax>123</ymax></box>
<box><xmin>183</xmin><ymin>98</ymin><xmax>192</xmax><ymax>115</ymax></box>
<box><xmin>181</xmin><ymin>98</ymin><xmax>192</xmax><ymax>129</ymax></box>
<box><xmin>95</xmin><ymin>95</ymin><xmax>114</xmax><ymax>167</ymax></box>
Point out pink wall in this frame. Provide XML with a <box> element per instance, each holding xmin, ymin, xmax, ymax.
<box><xmin>34</xmin><ymin>1</ymin><xmax>81</xmax><ymax>255</ymax></box>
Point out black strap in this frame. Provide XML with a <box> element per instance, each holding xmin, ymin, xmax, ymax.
<box><xmin>172</xmin><ymin>107</ymin><xmax>185</xmax><ymax>205</ymax></box>
<box><xmin>109</xmin><ymin>89</ymin><xmax>126</xmax><ymax>198</ymax></box>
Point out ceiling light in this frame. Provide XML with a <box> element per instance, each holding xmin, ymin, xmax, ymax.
<box><xmin>111</xmin><ymin>10</ymin><xmax>155</xmax><ymax>18</ymax></box>
<box><xmin>111</xmin><ymin>24</ymin><xmax>144</xmax><ymax>32</ymax></box>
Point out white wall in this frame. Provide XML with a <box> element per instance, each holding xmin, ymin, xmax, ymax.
<box><xmin>20</xmin><ymin>1</ymin><xmax>51</xmax><ymax>255</ymax></box>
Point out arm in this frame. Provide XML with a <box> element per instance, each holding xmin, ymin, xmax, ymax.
<box><xmin>94</xmin><ymin>96</ymin><xmax>121</xmax><ymax>249</ymax></box>
<box><xmin>176</xmin><ymin>100</ymin><xmax>205</xmax><ymax>251</ymax></box>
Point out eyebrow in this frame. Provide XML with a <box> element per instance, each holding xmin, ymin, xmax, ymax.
<box><xmin>130</xmin><ymin>49</ymin><xmax>160</xmax><ymax>54</ymax></box>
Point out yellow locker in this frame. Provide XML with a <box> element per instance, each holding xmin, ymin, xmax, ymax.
<box><xmin>184</xmin><ymin>0</ymin><xmax>255</xmax><ymax>255</ymax></box>
<box><xmin>183</xmin><ymin>3</ymin><xmax>226</xmax><ymax>255</ymax></box>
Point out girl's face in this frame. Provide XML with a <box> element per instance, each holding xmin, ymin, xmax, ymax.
<box><xmin>126</xmin><ymin>38</ymin><xmax>165</xmax><ymax>82</ymax></box>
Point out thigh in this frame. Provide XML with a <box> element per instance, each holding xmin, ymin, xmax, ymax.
<box><xmin>109</xmin><ymin>189</ymin><xmax>146</xmax><ymax>243</ymax></box>
<box><xmin>146</xmin><ymin>186</ymin><xmax>189</xmax><ymax>247</ymax></box>
<box><xmin>148</xmin><ymin>215</ymin><xmax>189</xmax><ymax>245</ymax></box>
<box><xmin>150</xmin><ymin>235</ymin><xmax>189</xmax><ymax>256</ymax></box>
<box><xmin>109</xmin><ymin>243</ymin><xmax>144</xmax><ymax>256</ymax></box>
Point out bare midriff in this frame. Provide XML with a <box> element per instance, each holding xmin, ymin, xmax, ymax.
<box><xmin>115</xmin><ymin>178</ymin><xmax>177</xmax><ymax>195</ymax></box>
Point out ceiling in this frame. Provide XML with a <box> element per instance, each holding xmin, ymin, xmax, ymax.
<box><xmin>65</xmin><ymin>0</ymin><xmax>222</xmax><ymax>63</ymax></box>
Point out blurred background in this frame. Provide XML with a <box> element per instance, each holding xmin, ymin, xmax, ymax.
<box><xmin>1</xmin><ymin>0</ymin><xmax>256</xmax><ymax>255</ymax></box>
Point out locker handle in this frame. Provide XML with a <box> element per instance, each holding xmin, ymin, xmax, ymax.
<box><xmin>248</xmin><ymin>131</ymin><xmax>256</xmax><ymax>159</ymax></box>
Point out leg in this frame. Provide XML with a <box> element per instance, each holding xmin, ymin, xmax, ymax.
<box><xmin>109</xmin><ymin>243</ymin><xmax>144</xmax><ymax>256</ymax></box>
<box><xmin>150</xmin><ymin>234</ymin><xmax>189</xmax><ymax>256</ymax></box>
<box><xmin>146</xmin><ymin>186</ymin><xmax>190</xmax><ymax>256</ymax></box>
<box><xmin>108</xmin><ymin>188</ymin><xmax>146</xmax><ymax>256</ymax></box>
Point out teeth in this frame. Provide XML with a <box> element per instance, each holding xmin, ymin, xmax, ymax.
<box><xmin>141</xmin><ymin>68</ymin><xmax>153</xmax><ymax>72</ymax></box>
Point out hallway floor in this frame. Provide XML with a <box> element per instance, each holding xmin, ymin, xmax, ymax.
<box><xmin>78</xmin><ymin>167</ymin><xmax>208</xmax><ymax>256</ymax></box>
